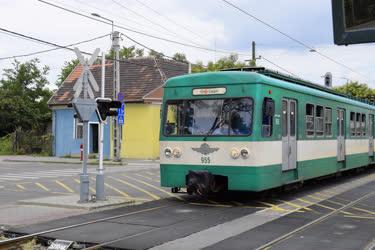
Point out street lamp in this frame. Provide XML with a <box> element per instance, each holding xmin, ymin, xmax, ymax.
<box><xmin>91</xmin><ymin>13</ymin><xmax>114</xmax><ymax>36</ymax></box>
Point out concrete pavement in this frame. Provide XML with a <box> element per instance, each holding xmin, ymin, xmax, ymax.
<box><xmin>6</xmin><ymin>169</ymin><xmax>375</xmax><ymax>250</ymax></box>
<box><xmin>0</xmin><ymin>155</ymin><xmax>159</xmax><ymax>166</ymax></box>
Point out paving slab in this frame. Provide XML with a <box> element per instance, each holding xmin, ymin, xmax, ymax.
<box><xmin>42</xmin><ymin>221</ymin><xmax>155</xmax><ymax>244</ymax></box>
<box><xmin>107</xmin><ymin>206</ymin><xmax>258</xmax><ymax>250</ymax></box>
<box><xmin>17</xmin><ymin>195</ymin><xmax>136</xmax><ymax>210</ymax></box>
<box><xmin>0</xmin><ymin>205</ymin><xmax>85</xmax><ymax>227</ymax></box>
<box><xmin>10</xmin><ymin>199</ymin><xmax>174</xmax><ymax>234</ymax></box>
<box><xmin>204</xmin><ymin>181</ymin><xmax>375</xmax><ymax>250</ymax></box>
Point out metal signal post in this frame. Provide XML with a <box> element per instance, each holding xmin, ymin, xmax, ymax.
<box><xmin>72</xmin><ymin>47</ymin><xmax>100</xmax><ymax>203</ymax></box>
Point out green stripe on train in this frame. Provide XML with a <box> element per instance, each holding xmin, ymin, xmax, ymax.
<box><xmin>160</xmin><ymin>153</ymin><xmax>374</xmax><ymax>192</ymax></box>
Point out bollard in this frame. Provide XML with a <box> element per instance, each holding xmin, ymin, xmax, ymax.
<box><xmin>80</xmin><ymin>144</ymin><xmax>83</xmax><ymax>161</ymax></box>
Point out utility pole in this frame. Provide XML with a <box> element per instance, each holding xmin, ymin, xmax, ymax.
<box><xmin>251</xmin><ymin>41</ymin><xmax>256</xmax><ymax>67</ymax></box>
<box><xmin>112</xmin><ymin>31</ymin><xmax>121</xmax><ymax>161</ymax></box>
<box><xmin>96</xmin><ymin>52</ymin><xmax>106</xmax><ymax>201</ymax></box>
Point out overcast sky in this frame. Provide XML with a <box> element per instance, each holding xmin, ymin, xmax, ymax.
<box><xmin>1</xmin><ymin>0</ymin><xmax>375</xmax><ymax>90</ymax></box>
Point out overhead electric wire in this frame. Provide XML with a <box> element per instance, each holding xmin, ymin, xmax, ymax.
<box><xmin>220</xmin><ymin>0</ymin><xmax>371</xmax><ymax>82</ymax></box>
<box><xmin>259</xmin><ymin>55</ymin><xmax>298</xmax><ymax>77</ymax></box>
<box><xmin>0</xmin><ymin>27</ymin><xmax>188</xmax><ymax>73</ymax></box>
<box><xmin>67</xmin><ymin>0</ymin><xmax>183</xmax><ymax>41</ymax></box>
<box><xmin>0</xmin><ymin>33</ymin><xmax>110</xmax><ymax>61</ymax></box>
<box><xmin>37</xmin><ymin>0</ymin><xmax>247</xmax><ymax>56</ymax></box>
<box><xmin>71</xmin><ymin>0</ymin><xmax>153</xmax><ymax>32</ymax></box>
<box><xmin>0</xmin><ymin>26</ymin><xmax>296</xmax><ymax>78</ymax></box>
<box><xmin>132</xmin><ymin>0</ymin><xmax>207</xmax><ymax>43</ymax></box>
<box><xmin>110</xmin><ymin>0</ymin><xmax>203</xmax><ymax>47</ymax></box>
<box><xmin>122</xmin><ymin>34</ymin><xmax>208</xmax><ymax>69</ymax></box>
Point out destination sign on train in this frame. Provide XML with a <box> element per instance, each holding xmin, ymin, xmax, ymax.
<box><xmin>192</xmin><ymin>87</ymin><xmax>226</xmax><ymax>96</ymax></box>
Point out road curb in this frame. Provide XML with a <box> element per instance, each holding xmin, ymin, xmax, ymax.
<box><xmin>2</xmin><ymin>159</ymin><xmax>126</xmax><ymax>166</ymax></box>
<box><xmin>17</xmin><ymin>195</ymin><xmax>137</xmax><ymax>211</ymax></box>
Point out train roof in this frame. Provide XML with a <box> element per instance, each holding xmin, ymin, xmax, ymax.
<box><xmin>165</xmin><ymin>67</ymin><xmax>375</xmax><ymax>110</ymax></box>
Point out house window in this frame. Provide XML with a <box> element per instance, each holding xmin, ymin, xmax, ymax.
<box><xmin>74</xmin><ymin>117</ymin><xmax>83</xmax><ymax>139</ymax></box>
<box><xmin>350</xmin><ymin>112</ymin><xmax>355</xmax><ymax>136</ymax></box>
<box><xmin>315</xmin><ymin>105</ymin><xmax>324</xmax><ymax>136</ymax></box>
<box><xmin>361</xmin><ymin>114</ymin><xmax>366</xmax><ymax>136</ymax></box>
<box><xmin>356</xmin><ymin>113</ymin><xmax>361</xmax><ymax>136</ymax></box>
<box><xmin>261</xmin><ymin>98</ymin><xmax>274</xmax><ymax>137</ymax></box>
<box><xmin>306</xmin><ymin>104</ymin><xmax>314</xmax><ymax>136</ymax></box>
<box><xmin>324</xmin><ymin>107</ymin><xmax>332</xmax><ymax>136</ymax></box>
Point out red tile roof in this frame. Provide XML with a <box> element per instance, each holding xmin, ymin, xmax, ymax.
<box><xmin>48</xmin><ymin>57</ymin><xmax>188</xmax><ymax>106</ymax></box>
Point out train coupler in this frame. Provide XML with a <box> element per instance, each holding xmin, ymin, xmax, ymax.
<box><xmin>186</xmin><ymin>170</ymin><xmax>227</xmax><ymax>195</ymax></box>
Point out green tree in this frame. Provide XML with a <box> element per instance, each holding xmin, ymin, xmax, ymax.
<box><xmin>334</xmin><ymin>81</ymin><xmax>375</xmax><ymax>101</ymax></box>
<box><xmin>56</xmin><ymin>59</ymin><xmax>79</xmax><ymax>87</ymax></box>
<box><xmin>172</xmin><ymin>52</ymin><xmax>188</xmax><ymax>63</ymax></box>
<box><xmin>148</xmin><ymin>49</ymin><xmax>164</xmax><ymax>59</ymax></box>
<box><xmin>106</xmin><ymin>46</ymin><xmax>145</xmax><ymax>59</ymax></box>
<box><xmin>192</xmin><ymin>53</ymin><xmax>247</xmax><ymax>73</ymax></box>
<box><xmin>0</xmin><ymin>59</ymin><xmax>52</xmax><ymax>136</ymax></box>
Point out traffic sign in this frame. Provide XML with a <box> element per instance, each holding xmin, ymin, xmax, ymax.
<box><xmin>332</xmin><ymin>0</ymin><xmax>375</xmax><ymax>45</ymax></box>
<box><xmin>118</xmin><ymin>103</ymin><xmax>125</xmax><ymax>115</ymax></box>
<box><xmin>73</xmin><ymin>48</ymin><xmax>100</xmax><ymax>99</ymax></box>
<box><xmin>118</xmin><ymin>103</ymin><xmax>125</xmax><ymax>125</ymax></box>
<box><xmin>118</xmin><ymin>115</ymin><xmax>124</xmax><ymax>125</ymax></box>
<box><xmin>118</xmin><ymin>92</ymin><xmax>125</xmax><ymax>102</ymax></box>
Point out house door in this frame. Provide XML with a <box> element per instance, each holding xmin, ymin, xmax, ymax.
<box><xmin>337</xmin><ymin>109</ymin><xmax>345</xmax><ymax>161</ymax></box>
<box><xmin>369</xmin><ymin>114</ymin><xmax>374</xmax><ymax>157</ymax></box>
<box><xmin>282</xmin><ymin>99</ymin><xmax>297</xmax><ymax>171</ymax></box>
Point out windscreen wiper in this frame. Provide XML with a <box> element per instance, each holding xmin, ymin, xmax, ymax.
<box><xmin>203</xmin><ymin>117</ymin><xmax>220</xmax><ymax>141</ymax></box>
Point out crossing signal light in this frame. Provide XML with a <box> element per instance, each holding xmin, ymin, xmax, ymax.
<box><xmin>96</xmin><ymin>98</ymin><xmax>122</xmax><ymax>122</ymax></box>
<box><xmin>324</xmin><ymin>72</ymin><xmax>332</xmax><ymax>88</ymax></box>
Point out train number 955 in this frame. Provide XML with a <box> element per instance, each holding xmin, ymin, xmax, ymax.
<box><xmin>201</xmin><ymin>156</ymin><xmax>210</xmax><ymax>164</ymax></box>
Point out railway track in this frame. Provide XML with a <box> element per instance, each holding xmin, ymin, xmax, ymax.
<box><xmin>255</xmin><ymin>191</ymin><xmax>375</xmax><ymax>250</ymax></box>
<box><xmin>0</xmin><ymin>205</ymin><xmax>167</xmax><ymax>249</ymax></box>
<box><xmin>1</xmin><ymin>174</ymin><xmax>373</xmax><ymax>249</ymax></box>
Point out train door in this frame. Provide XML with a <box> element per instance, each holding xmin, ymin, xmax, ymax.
<box><xmin>337</xmin><ymin>109</ymin><xmax>345</xmax><ymax>161</ymax></box>
<box><xmin>368</xmin><ymin>114</ymin><xmax>374</xmax><ymax>157</ymax></box>
<box><xmin>282</xmin><ymin>99</ymin><xmax>297</xmax><ymax>171</ymax></box>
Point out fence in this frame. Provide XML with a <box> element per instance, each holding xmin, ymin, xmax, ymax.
<box><xmin>12</xmin><ymin>129</ymin><xmax>53</xmax><ymax>155</ymax></box>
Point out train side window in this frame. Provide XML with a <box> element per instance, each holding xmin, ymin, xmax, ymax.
<box><xmin>361</xmin><ymin>114</ymin><xmax>366</xmax><ymax>136</ymax></box>
<box><xmin>350</xmin><ymin>112</ymin><xmax>356</xmax><ymax>136</ymax></box>
<box><xmin>324</xmin><ymin>107</ymin><xmax>332</xmax><ymax>137</ymax></box>
<box><xmin>164</xmin><ymin>103</ymin><xmax>179</xmax><ymax>135</ymax></box>
<box><xmin>261</xmin><ymin>98</ymin><xmax>274</xmax><ymax>137</ymax></box>
<box><xmin>315</xmin><ymin>105</ymin><xmax>324</xmax><ymax>136</ymax></box>
<box><xmin>306</xmin><ymin>104</ymin><xmax>314</xmax><ymax>136</ymax></box>
<box><xmin>356</xmin><ymin>113</ymin><xmax>361</xmax><ymax>136</ymax></box>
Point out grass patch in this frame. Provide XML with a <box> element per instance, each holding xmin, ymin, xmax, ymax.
<box><xmin>20</xmin><ymin>238</ymin><xmax>44</xmax><ymax>250</ymax></box>
<box><xmin>0</xmin><ymin>134</ymin><xmax>14</xmax><ymax>155</ymax></box>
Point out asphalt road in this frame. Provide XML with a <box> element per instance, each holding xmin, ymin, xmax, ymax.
<box><xmin>0</xmin><ymin>160</ymin><xmax>164</xmax><ymax>226</ymax></box>
<box><xmin>0</xmin><ymin>161</ymin><xmax>164</xmax><ymax>204</ymax></box>
<box><xmin>1</xmin><ymin>161</ymin><xmax>374</xmax><ymax>249</ymax></box>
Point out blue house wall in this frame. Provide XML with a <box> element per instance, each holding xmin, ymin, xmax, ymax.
<box><xmin>52</xmin><ymin>108</ymin><xmax>110</xmax><ymax>159</ymax></box>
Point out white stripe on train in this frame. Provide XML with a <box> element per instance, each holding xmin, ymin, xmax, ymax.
<box><xmin>160</xmin><ymin>139</ymin><xmax>373</xmax><ymax>167</ymax></box>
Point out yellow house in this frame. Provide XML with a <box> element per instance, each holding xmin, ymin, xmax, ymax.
<box><xmin>111</xmin><ymin>58</ymin><xmax>188</xmax><ymax>160</ymax></box>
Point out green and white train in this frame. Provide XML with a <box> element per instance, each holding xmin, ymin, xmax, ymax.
<box><xmin>159</xmin><ymin>68</ymin><xmax>375</xmax><ymax>194</ymax></box>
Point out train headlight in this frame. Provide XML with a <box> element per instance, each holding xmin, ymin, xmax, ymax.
<box><xmin>230</xmin><ymin>148</ymin><xmax>240</xmax><ymax>159</ymax></box>
<box><xmin>240</xmin><ymin>148</ymin><xmax>249</xmax><ymax>159</ymax></box>
<box><xmin>173</xmin><ymin>147</ymin><xmax>182</xmax><ymax>158</ymax></box>
<box><xmin>164</xmin><ymin>147</ymin><xmax>173</xmax><ymax>158</ymax></box>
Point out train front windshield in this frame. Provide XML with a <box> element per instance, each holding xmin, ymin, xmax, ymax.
<box><xmin>163</xmin><ymin>97</ymin><xmax>253</xmax><ymax>137</ymax></box>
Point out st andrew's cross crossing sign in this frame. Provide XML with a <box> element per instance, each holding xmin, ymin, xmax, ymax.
<box><xmin>73</xmin><ymin>47</ymin><xmax>100</xmax><ymax>99</ymax></box>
